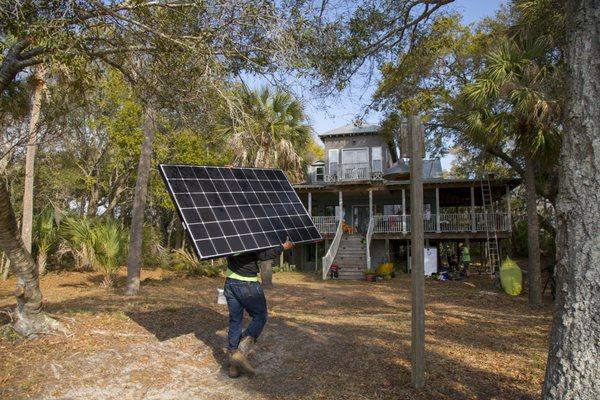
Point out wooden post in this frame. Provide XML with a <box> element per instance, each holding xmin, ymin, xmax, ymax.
<box><xmin>505</xmin><ymin>185</ymin><xmax>512</xmax><ymax>232</ymax></box>
<box><xmin>308</xmin><ymin>192</ymin><xmax>312</xmax><ymax>216</ymax></box>
<box><xmin>338</xmin><ymin>191</ymin><xmax>343</xmax><ymax>221</ymax></box>
<box><xmin>402</xmin><ymin>188</ymin><xmax>407</xmax><ymax>233</ymax></box>
<box><xmin>471</xmin><ymin>185</ymin><xmax>476</xmax><ymax>232</ymax></box>
<box><xmin>409</xmin><ymin>116</ymin><xmax>425</xmax><ymax>389</ymax></box>
<box><xmin>369</xmin><ymin>189</ymin><xmax>373</xmax><ymax>220</ymax></box>
<box><xmin>435</xmin><ymin>187</ymin><xmax>441</xmax><ymax>233</ymax></box>
<box><xmin>368</xmin><ymin>189</ymin><xmax>373</xmax><ymax>269</ymax></box>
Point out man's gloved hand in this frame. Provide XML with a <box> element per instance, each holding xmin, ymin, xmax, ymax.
<box><xmin>282</xmin><ymin>237</ymin><xmax>294</xmax><ymax>250</ymax></box>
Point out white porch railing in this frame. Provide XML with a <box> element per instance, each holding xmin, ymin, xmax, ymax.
<box><xmin>366</xmin><ymin>217</ymin><xmax>374</xmax><ymax>270</ymax></box>
<box><xmin>322</xmin><ymin>218</ymin><xmax>344</xmax><ymax>279</ymax></box>
<box><xmin>339</xmin><ymin>162</ymin><xmax>370</xmax><ymax>181</ymax></box>
<box><xmin>371</xmin><ymin>212</ymin><xmax>510</xmax><ymax>233</ymax></box>
<box><xmin>313</xmin><ymin>216</ymin><xmax>338</xmax><ymax>234</ymax></box>
<box><xmin>320</xmin><ymin>163</ymin><xmax>384</xmax><ymax>183</ymax></box>
<box><xmin>439</xmin><ymin>213</ymin><xmax>473</xmax><ymax>232</ymax></box>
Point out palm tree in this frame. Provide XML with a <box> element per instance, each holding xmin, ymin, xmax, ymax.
<box><xmin>453</xmin><ymin>34</ymin><xmax>561</xmax><ymax>306</ymax></box>
<box><xmin>218</xmin><ymin>86</ymin><xmax>312</xmax><ymax>182</ymax></box>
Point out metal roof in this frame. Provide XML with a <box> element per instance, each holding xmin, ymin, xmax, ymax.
<box><xmin>319</xmin><ymin>123</ymin><xmax>381</xmax><ymax>138</ymax></box>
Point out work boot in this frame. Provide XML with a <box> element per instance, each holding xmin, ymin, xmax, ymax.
<box><xmin>228</xmin><ymin>352</ymin><xmax>241</xmax><ymax>378</ymax></box>
<box><xmin>239</xmin><ymin>335</ymin><xmax>256</xmax><ymax>356</ymax></box>
<box><xmin>230</xmin><ymin>349</ymin><xmax>256</xmax><ymax>376</ymax></box>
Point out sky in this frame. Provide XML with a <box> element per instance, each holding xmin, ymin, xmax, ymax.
<box><xmin>247</xmin><ymin>0</ymin><xmax>507</xmax><ymax>170</ymax></box>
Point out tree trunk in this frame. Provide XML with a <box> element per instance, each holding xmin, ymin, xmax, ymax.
<box><xmin>86</xmin><ymin>185</ymin><xmax>100</xmax><ymax>218</ymax></box>
<box><xmin>0</xmin><ymin>181</ymin><xmax>64</xmax><ymax>336</ymax></box>
<box><xmin>125</xmin><ymin>106</ymin><xmax>156</xmax><ymax>296</ymax></box>
<box><xmin>21</xmin><ymin>65</ymin><xmax>46</xmax><ymax>254</ymax></box>
<box><xmin>542</xmin><ymin>0</ymin><xmax>600</xmax><ymax>397</ymax></box>
<box><xmin>524</xmin><ymin>155</ymin><xmax>542</xmax><ymax>306</ymax></box>
<box><xmin>260</xmin><ymin>260</ymin><xmax>273</xmax><ymax>287</ymax></box>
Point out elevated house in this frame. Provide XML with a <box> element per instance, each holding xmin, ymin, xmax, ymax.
<box><xmin>288</xmin><ymin>123</ymin><xmax>520</xmax><ymax>279</ymax></box>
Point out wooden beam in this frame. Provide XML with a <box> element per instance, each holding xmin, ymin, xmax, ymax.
<box><xmin>402</xmin><ymin>188</ymin><xmax>407</xmax><ymax>233</ymax></box>
<box><xmin>435</xmin><ymin>187</ymin><xmax>441</xmax><ymax>233</ymax></box>
<box><xmin>409</xmin><ymin>116</ymin><xmax>425</xmax><ymax>389</ymax></box>
<box><xmin>506</xmin><ymin>185</ymin><xmax>512</xmax><ymax>232</ymax></box>
<box><xmin>471</xmin><ymin>186</ymin><xmax>476</xmax><ymax>232</ymax></box>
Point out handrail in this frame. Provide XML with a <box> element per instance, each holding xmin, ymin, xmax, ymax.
<box><xmin>366</xmin><ymin>217</ymin><xmax>374</xmax><ymax>270</ymax></box>
<box><xmin>313</xmin><ymin>216</ymin><xmax>338</xmax><ymax>233</ymax></box>
<box><xmin>322</xmin><ymin>218</ymin><xmax>344</xmax><ymax>279</ymax></box>
<box><xmin>372</xmin><ymin>213</ymin><xmax>510</xmax><ymax>233</ymax></box>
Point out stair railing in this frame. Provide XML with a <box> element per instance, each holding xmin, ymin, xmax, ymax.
<box><xmin>322</xmin><ymin>218</ymin><xmax>344</xmax><ymax>279</ymax></box>
<box><xmin>366</xmin><ymin>217</ymin><xmax>374</xmax><ymax>271</ymax></box>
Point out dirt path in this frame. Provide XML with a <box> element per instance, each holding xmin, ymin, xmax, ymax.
<box><xmin>0</xmin><ymin>271</ymin><xmax>552</xmax><ymax>399</ymax></box>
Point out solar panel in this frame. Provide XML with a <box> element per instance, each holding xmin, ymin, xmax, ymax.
<box><xmin>159</xmin><ymin>164</ymin><xmax>323</xmax><ymax>260</ymax></box>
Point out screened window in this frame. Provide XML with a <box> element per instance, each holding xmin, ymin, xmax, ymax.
<box><xmin>372</xmin><ymin>146</ymin><xmax>383</xmax><ymax>172</ymax></box>
<box><xmin>315</xmin><ymin>166</ymin><xmax>324</xmax><ymax>182</ymax></box>
<box><xmin>328</xmin><ymin>149</ymin><xmax>339</xmax><ymax>175</ymax></box>
<box><xmin>342</xmin><ymin>148</ymin><xmax>368</xmax><ymax>164</ymax></box>
<box><xmin>383</xmin><ymin>204</ymin><xmax>402</xmax><ymax>215</ymax></box>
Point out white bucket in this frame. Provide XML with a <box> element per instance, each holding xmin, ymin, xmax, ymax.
<box><xmin>217</xmin><ymin>288</ymin><xmax>227</xmax><ymax>305</ymax></box>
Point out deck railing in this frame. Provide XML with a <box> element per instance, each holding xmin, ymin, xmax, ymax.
<box><xmin>366</xmin><ymin>212</ymin><xmax>510</xmax><ymax>234</ymax></box>
<box><xmin>313</xmin><ymin>216</ymin><xmax>339</xmax><ymax>234</ymax></box>
<box><xmin>319</xmin><ymin>163</ymin><xmax>384</xmax><ymax>183</ymax></box>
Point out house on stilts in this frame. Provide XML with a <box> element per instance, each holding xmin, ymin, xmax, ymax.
<box><xmin>288</xmin><ymin>123</ymin><xmax>520</xmax><ymax>279</ymax></box>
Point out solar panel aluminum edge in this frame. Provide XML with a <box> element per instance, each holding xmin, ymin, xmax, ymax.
<box><xmin>159</xmin><ymin>164</ymin><xmax>323</xmax><ymax>260</ymax></box>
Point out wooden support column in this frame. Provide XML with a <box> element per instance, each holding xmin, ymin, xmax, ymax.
<box><xmin>506</xmin><ymin>185</ymin><xmax>512</xmax><ymax>232</ymax></box>
<box><xmin>308</xmin><ymin>192</ymin><xmax>312</xmax><ymax>216</ymax></box>
<box><xmin>471</xmin><ymin>185</ymin><xmax>476</xmax><ymax>232</ymax></box>
<box><xmin>435</xmin><ymin>187</ymin><xmax>441</xmax><ymax>233</ymax></box>
<box><xmin>338</xmin><ymin>191</ymin><xmax>343</xmax><ymax>220</ymax></box>
<box><xmin>368</xmin><ymin>189</ymin><xmax>373</xmax><ymax>269</ymax></box>
<box><xmin>402</xmin><ymin>189</ymin><xmax>407</xmax><ymax>233</ymax></box>
<box><xmin>409</xmin><ymin>116</ymin><xmax>425</xmax><ymax>389</ymax></box>
<box><xmin>369</xmin><ymin>189</ymin><xmax>373</xmax><ymax>220</ymax></box>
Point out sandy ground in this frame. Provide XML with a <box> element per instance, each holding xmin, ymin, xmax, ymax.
<box><xmin>0</xmin><ymin>270</ymin><xmax>553</xmax><ymax>399</ymax></box>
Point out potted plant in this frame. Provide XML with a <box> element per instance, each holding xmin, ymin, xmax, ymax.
<box><xmin>364</xmin><ymin>269</ymin><xmax>377</xmax><ymax>282</ymax></box>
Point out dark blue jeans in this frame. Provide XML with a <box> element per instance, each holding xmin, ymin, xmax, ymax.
<box><xmin>224</xmin><ymin>278</ymin><xmax>268</xmax><ymax>351</ymax></box>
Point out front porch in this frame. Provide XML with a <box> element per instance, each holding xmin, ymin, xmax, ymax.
<box><xmin>313</xmin><ymin>212</ymin><xmax>511</xmax><ymax>235</ymax></box>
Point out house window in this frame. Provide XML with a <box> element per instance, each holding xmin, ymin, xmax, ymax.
<box><xmin>372</xmin><ymin>146</ymin><xmax>383</xmax><ymax>172</ymax></box>
<box><xmin>383</xmin><ymin>205</ymin><xmax>402</xmax><ymax>215</ymax></box>
<box><xmin>342</xmin><ymin>148</ymin><xmax>368</xmax><ymax>165</ymax></box>
<box><xmin>324</xmin><ymin>205</ymin><xmax>344</xmax><ymax>219</ymax></box>
<box><xmin>328</xmin><ymin>149</ymin><xmax>339</xmax><ymax>175</ymax></box>
<box><xmin>315</xmin><ymin>166</ymin><xmax>324</xmax><ymax>182</ymax></box>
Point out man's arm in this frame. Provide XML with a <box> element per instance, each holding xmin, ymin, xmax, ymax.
<box><xmin>257</xmin><ymin>245</ymin><xmax>284</xmax><ymax>261</ymax></box>
<box><xmin>257</xmin><ymin>238</ymin><xmax>294</xmax><ymax>261</ymax></box>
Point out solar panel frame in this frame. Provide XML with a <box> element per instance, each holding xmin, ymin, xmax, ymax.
<box><xmin>159</xmin><ymin>164</ymin><xmax>323</xmax><ymax>260</ymax></box>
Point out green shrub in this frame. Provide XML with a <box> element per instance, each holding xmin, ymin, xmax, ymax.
<box><xmin>170</xmin><ymin>248</ymin><xmax>221</xmax><ymax>277</ymax></box>
<box><xmin>33</xmin><ymin>208</ymin><xmax>59</xmax><ymax>274</ymax></box>
<box><xmin>60</xmin><ymin>216</ymin><xmax>129</xmax><ymax>287</ymax></box>
<box><xmin>60</xmin><ymin>216</ymin><xmax>95</xmax><ymax>270</ymax></box>
<box><xmin>91</xmin><ymin>219</ymin><xmax>129</xmax><ymax>287</ymax></box>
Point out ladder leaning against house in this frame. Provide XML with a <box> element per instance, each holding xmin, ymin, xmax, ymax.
<box><xmin>480</xmin><ymin>175</ymin><xmax>501</xmax><ymax>275</ymax></box>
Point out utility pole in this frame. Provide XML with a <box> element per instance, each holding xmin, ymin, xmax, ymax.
<box><xmin>409</xmin><ymin>116</ymin><xmax>425</xmax><ymax>388</ymax></box>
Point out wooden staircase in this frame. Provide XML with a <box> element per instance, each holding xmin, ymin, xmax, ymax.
<box><xmin>332</xmin><ymin>234</ymin><xmax>367</xmax><ymax>280</ymax></box>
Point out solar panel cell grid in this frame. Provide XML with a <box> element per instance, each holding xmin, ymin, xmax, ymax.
<box><xmin>160</xmin><ymin>164</ymin><xmax>322</xmax><ymax>260</ymax></box>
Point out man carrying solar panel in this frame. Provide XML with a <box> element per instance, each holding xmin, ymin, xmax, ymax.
<box><xmin>225</xmin><ymin>237</ymin><xmax>294</xmax><ymax>378</ymax></box>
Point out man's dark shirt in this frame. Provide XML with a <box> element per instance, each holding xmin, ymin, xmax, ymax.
<box><xmin>226</xmin><ymin>245</ymin><xmax>284</xmax><ymax>278</ymax></box>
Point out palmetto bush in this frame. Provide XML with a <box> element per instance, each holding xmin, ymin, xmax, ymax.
<box><xmin>170</xmin><ymin>248</ymin><xmax>221</xmax><ymax>277</ymax></box>
<box><xmin>60</xmin><ymin>216</ymin><xmax>128</xmax><ymax>287</ymax></box>
<box><xmin>33</xmin><ymin>208</ymin><xmax>59</xmax><ymax>275</ymax></box>
<box><xmin>91</xmin><ymin>219</ymin><xmax>128</xmax><ymax>287</ymax></box>
<box><xmin>60</xmin><ymin>216</ymin><xmax>95</xmax><ymax>271</ymax></box>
